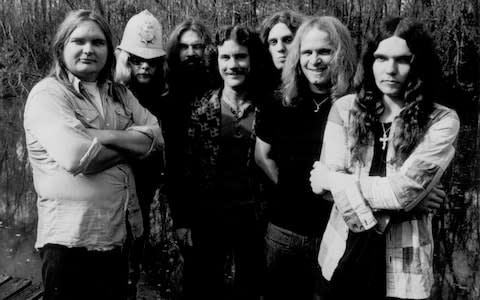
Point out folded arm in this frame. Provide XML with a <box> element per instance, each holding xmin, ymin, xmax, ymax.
<box><xmin>311</xmin><ymin>99</ymin><xmax>459</xmax><ymax>232</ymax></box>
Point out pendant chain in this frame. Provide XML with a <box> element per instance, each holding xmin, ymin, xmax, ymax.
<box><xmin>379</xmin><ymin>122</ymin><xmax>391</xmax><ymax>151</ymax></box>
<box><xmin>312</xmin><ymin>96</ymin><xmax>329</xmax><ymax>113</ymax></box>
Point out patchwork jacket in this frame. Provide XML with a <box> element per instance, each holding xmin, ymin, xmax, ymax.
<box><xmin>318</xmin><ymin>94</ymin><xmax>460</xmax><ymax>299</ymax></box>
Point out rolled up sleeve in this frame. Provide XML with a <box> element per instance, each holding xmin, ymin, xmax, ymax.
<box><xmin>322</xmin><ymin>99</ymin><xmax>378</xmax><ymax>232</ymax></box>
<box><xmin>360</xmin><ymin>110</ymin><xmax>460</xmax><ymax>211</ymax></box>
<box><xmin>24</xmin><ymin>85</ymin><xmax>104</xmax><ymax>175</ymax></box>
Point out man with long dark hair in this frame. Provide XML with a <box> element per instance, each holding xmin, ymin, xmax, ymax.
<box><xmin>163</xmin><ymin>18</ymin><xmax>216</xmax><ymax>246</ymax></box>
<box><xmin>182</xmin><ymin>24</ymin><xmax>270</xmax><ymax>300</ymax></box>
<box><xmin>311</xmin><ymin>17</ymin><xmax>459</xmax><ymax>300</ymax></box>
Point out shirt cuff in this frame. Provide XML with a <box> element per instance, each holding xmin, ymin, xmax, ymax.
<box><xmin>127</xmin><ymin>125</ymin><xmax>164</xmax><ymax>159</ymax></box>
<box><xmin>330</xmin><ymin>172</ymin><xmax>377</xmax><ymax>231</ymax></box>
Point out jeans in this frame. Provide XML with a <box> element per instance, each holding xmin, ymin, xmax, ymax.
<box><xmin>39</xmin><ymin>244</ymin><xmax>128</xmax><ymax>300</ymax></box>
<box><xmin>264</xmin><ymin>223</ymin><xmax>328</xmax><ymax>300</ymax></box>
<box><xmin>181</xmin><ymin>204</ymin><xmax>265</xmax><ymax>300</ymax></box>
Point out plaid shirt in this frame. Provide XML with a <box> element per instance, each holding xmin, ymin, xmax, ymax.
<box><xmin>185</xmin><ymin>88</ymin><xmax>257</xmax><ymax>194</ymax></box>
<box><xmin>318</xmin><ymin>94</ymin><xmax>459</xmax><ymax>299</ymax></box>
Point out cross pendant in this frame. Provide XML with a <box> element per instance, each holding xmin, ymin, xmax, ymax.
<box><xmin>379</xmin><ymin>134</ymin><xmax>389</xmax><ymax>150</ymax></box>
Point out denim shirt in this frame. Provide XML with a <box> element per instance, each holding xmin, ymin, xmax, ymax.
<box><xmin>318</xmin><ymin>94</ymin><xmax>459</xmax><ymax>299</ymax></box>
<box><xmin>24</xmin><ymin>74</ymin><xmax>163</xmax><ymax>251</ymax></box>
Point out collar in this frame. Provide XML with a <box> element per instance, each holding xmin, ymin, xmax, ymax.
<box><xmin>67</xmin><ymin>71</ymin><xmax>112</xmax><ymax>96</ymax></box>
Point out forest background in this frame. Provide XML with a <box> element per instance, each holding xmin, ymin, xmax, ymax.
<box><xmin>0</xmin><ymin>0</ymin><xmax>479</xmax><ymax>299</ymax></box>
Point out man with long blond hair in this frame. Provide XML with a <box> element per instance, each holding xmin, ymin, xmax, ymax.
<box><xmin>254</xmin><ymin>16</ymin><xmax>357</xmax><ymax>299</ymax></box>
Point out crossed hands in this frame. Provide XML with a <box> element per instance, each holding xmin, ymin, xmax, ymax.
<box><xmin>309</xmin><ymin>160</ymin><xmax>446</xmax><ymax>214</ymax></box>
<box><xmin>309</xmin><ymin>161</ymin><xmax>331</xmax><ymax>195</ymax></box>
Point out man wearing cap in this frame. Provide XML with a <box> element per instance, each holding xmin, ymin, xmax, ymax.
<box><xmin>115</xmin><ymin>10</ymin><xmax>168</xmax><ymax>299</ymax></box>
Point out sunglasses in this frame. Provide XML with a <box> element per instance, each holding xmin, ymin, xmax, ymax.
<box><xmin>129</xmin><ymin>54</ymin><xmax>163</xmax><ymax>66</ymax></box>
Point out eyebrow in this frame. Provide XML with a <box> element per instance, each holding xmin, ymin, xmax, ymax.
<box><xmin>373</xmin><ymin>53</ymin><xmax>413</xmax><ymax>59</ymax></box>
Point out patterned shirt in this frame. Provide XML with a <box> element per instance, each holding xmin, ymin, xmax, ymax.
<box><xmin>24</xmin><ymin>74</ymin><xmax>163</xmax><ymax>250</ymax></box>
<box><xmin>318</xmin><ymin>94</ymin><xmax>459</xmax><ymax>299</ymax></box>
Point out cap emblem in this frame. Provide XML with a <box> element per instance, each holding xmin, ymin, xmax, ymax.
<box><xmin>139</xmin><ymin>21</ymin><xmax>156</xmax><ymax>45</ymax></box>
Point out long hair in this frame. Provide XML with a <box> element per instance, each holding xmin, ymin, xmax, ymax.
<box><xmin>50</xmin><ymin>9</ymin><xmax>115</xmax><ymax>94</ymax></box>
<box><xmin>165</xmin><ymin>18</ymin><xmax>215</xmax><ymax>94</ymax></box>
<box><xmin>351</xmin><ymin>17</ymin><xmax>441</xmax><ymax>165</ymax></box>
<box><xmin>114</xmin><ymin>49</ymin><xmax>166</xmax><ymax>90</ymax></box>
<box><xmin>258</xmin><ymin>10</ymin><xmax>305</xmax><ymax>89</ymax></box>
<box><xmin>282</xmin><ymin>16</ymin><xmax>357</xmax><ymax>106</ymax></box>
<box><xmin>213</xmin><ymin>25</ymin><xmax>270</xmax><ymax>102</ymax></box>
<box><xmin>258</xmin><ymin>10</ymin><xmax>304</xmax><ymax>47</ymax></box>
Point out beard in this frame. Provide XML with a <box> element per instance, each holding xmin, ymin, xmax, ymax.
<box><xmin>179</xmin><ymin>56</ymin><xmax>205</xmax><ymax>75</ymax></box>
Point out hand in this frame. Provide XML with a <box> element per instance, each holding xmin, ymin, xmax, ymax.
<box><xmin>310</xmin><ymin>161</ymin><xmax>330</xmax><ymax>195</ymax></box>
<box><xmin>412</xmin><ymin>184</ymin><xmax>446</xmax><ymax>214</ymax></box>
<box><xmin>175</xmin><ymin>228</ymin><xmax>193</xmax><ymax>247</ymax></box>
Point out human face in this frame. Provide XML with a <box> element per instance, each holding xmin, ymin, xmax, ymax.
<box><xmin>179</xmin><ymin>30</ymin><xmax>205</xmax><ymax>64</ymax></box>
<box><xmin>63</xmin><ymin>21</ymin><xmax>108</xmax><ymax>82</ymax></box>
<box><xmin>218</xmin><ymin>40</ymin><xmax>250</xmax><ymax>90</ymax></box>
<box><xmin>300</xmin><ymin>28</ymin><xmax>334</xmax><ymax>94</ymax></box>
<box><xmin>373</xmin><ymin>36</ymin><xmax>413</xmax><ymax>101</ymax></box>
<box><xmin>128</xmin><ymin>54</ymin><xmax>162</xmax><ymax>84</ymax></box>
<box><xmin>268</xmin><ymin>22</ymin><xmax>294</xmax><ymax>70</ymax></box>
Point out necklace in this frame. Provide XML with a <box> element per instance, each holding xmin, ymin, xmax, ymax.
<box><xmin>312</xmin><ymin>96</ymin><xmax>329</xmax><ymax>112</ymax></box>
<box><xmin>380</xmin><ymin>123</ymin><xmax>391</xmax><ymax>150</ymax></box>
<box><xmin>222</xmin><ymin>95</ymin><xmax>250</xmax><ymax>121</ymax></box>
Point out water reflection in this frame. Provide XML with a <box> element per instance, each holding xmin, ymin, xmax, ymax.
<box><xmin>0</xmin><ymin>221</ymin><xmax>41</xmax><ymax>282</ymax></box>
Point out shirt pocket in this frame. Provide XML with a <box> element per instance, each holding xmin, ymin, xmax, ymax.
<box><xmin>114</xmin><ymin>106</ymin><xmax>134</xmax><ymax>130</ymax></box>
<box><xmin>74</xmin><ymin>108</ymin><xmax>101</xmax><ymax>129</ymax></box>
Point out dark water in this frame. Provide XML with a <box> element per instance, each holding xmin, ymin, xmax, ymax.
<box><xmin>0</xmin><ymin>221</ymin><xmax>41</xmax><ymax>283</ymax></box>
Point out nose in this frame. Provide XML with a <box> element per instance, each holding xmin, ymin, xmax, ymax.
<box><xmin>310</xmin><ymin>52</ymin><xmax>322</xmax><ymax>65</ymax></box>
<box><xmin>227</xmin><ymin>57</ymin><xmax>239</xmax><ymax>69</ymax></box>
<box><xmin>83</xmin><ymin>42</ymin><xmax>93</xmax><ymax>55</ymax></box>
<box><xmin>139</xmin><ymin>62</ymin><xmax>150</xmax><ymax>70</ymax></box>
<box><xmin>384</xmin><ymin>59</ymin><xmax>398</xmax><ymax>74</ymax></box>
<box><xmin>276</xmin><ymin>41</ymin><xmax>286</xmax><ymax>53</ymax></box>
<box><xmin>186</xmin><ymin>45</ymin><xmax>195</xmax><ymax>56</ymax></box>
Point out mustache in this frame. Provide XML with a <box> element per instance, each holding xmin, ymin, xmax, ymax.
<box><xmin>181</xmin><ymin>56</ymin><xmax>203</xmax><ymax>66</ymax></box>
<box><xmin>224</xmin><ymin>68</ymin><xmax>248</xmax><ymax>76</ymax></box>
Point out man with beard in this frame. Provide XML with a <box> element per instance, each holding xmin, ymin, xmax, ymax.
<box><xmin>163</xmin><ymin>18</ymin><xmax>216</xmax><ymax>299</ymax></box>
<box><xmin>164</xmin><ymin>18</ymin><xmax>215</xmax><ymax>241</ymax></box>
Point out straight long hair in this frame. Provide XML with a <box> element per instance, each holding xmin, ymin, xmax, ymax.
<box><xmin>50</xmin><ymin>10</ymin><xmax>115</xmax><ymax>87</ymax></box>
<box><xmin>48</xmin><ymin>9</ymin><xmax>127</xmax><ymax>102</ymax></box>
<box><xmin>282</xmin><ymin>16</ymin><xmax>357</xmax><ymax>106</ymax></box>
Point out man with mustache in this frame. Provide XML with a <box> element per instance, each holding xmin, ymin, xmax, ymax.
<box><xmin>181</xmin><ymin>24</ymin><xmax>270</xmax><ymax>300</ymax></box>
<box><xmin>163</xmin><ymin>18</ymin><xmax>215</xmax><ymax>246</ymax></box>
<box><xmin>163</xmin><ymin>18</ymin><xmax>218</xmax><ymax>299</ymax></box>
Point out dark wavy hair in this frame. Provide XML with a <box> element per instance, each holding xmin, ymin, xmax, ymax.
<box><xmin>282</xmin><ymin>16</ymin><xmax>357</xmax><ymax>106</ymax></box>
<box><xmin>351</xmin><ymin>17</ymin><xmax>442</xmax><ymax>165</ymax></box>
<box><xmin>213</xmin><ymin>24</ymin><xmax>271</xmax><ymax>101</ymax></box>
<box><xmin>165</xmin><ymin>18</ymin><xmax>216</xmax><ymax>94</ymax></box>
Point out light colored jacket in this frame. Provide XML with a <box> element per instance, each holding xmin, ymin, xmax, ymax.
<box><xmin>318</xmin><ymin>94</ymin><xmax>459</xmax><ymax>299</ymax></box>
<box><xmin>24</xmin><ymin>74</ymin><xmax>163</xmax><ymax>250</ymax></box>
